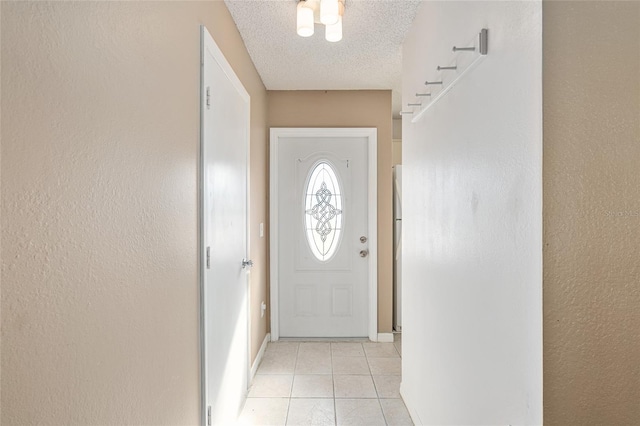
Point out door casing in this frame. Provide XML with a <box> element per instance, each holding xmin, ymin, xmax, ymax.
<box><xmin>270</xmin><ymin>127</ymin><xmax>378</xmax><ymax>341</ymax></box>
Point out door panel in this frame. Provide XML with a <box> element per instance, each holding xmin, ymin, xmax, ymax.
<box><xmin>201</xmin><ymin>27</ymin><xmax>250</xmax><ymax>425</ymax></box>
<box><xmin>277</xmin><ymin>136</ymin><xmax>369</xmax><ymax>337</ymax></box>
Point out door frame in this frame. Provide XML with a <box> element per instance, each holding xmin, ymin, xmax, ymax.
<box><xmin>199</xmin><ymin>25</ymin><xmax>251</xmax><ymax>426</ymax></box>
<box><xmin>269</xmin><ymin>127</ymin><xmax>378</xmax><ymax>342</ymax></box>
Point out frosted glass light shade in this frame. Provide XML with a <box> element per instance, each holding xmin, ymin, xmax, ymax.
<box><xmin>325</xmin><ymin>15</ymin><xmax>342</xmax><ymax>42</ymax></box>
<box><xmin>320</xmin><ymin>0</ymin><xmax>339</xmax><ymax>25</ymax></box>
<box><xmin>297</xmin><ymin>2</ymin><xmax>314</xmax><ymax>37</ymax></box>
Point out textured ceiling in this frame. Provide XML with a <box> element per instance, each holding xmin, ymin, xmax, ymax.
<box><xmin>225</xmin><ymin>0</ymin><xmax>424</xmax><ymax>117</ymax></box>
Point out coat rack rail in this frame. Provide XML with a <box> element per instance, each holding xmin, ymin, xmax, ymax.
<box><xmin>410</xmin><ymin>29</ymin><xmax>488</xmax><ymax>123</ymax></box>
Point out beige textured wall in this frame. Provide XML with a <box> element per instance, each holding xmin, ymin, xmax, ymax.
<box><xmin>543</xmin><ymin>2</ymin><xmax>640</xmax><ymax>424</ymax></box>
<box><xmin>1</xmin><ymin>2</ymin><xmax>267</xmax><ymax>424</ymax></box>
<box><xmin>392</xmin><ymin>119</ymin><xmax>401</xmax><ymax>167</ymax></box>
<box><xmin>392</xmin><ymin>140</ymin><xmax>402</xmax><ymax>166</ymax></box>
<box><xmin>392</xmin><ymin>118</ymin><xmax>402</xmax><ymax>140</ymax></box>
<box><xmin>392</xmin><ymin>118</ymin><xmax>402</xmax><ymax>166</ymax></box>
<box><xmin>268</xmin><ymin>90</ymin><xmax>394</xmax><ymax>333</ymax></box>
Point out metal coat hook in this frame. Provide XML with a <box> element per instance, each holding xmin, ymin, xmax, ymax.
<box><xmin>424</xmin><ymin>80</ymin><xmax>443</xmax><ymax>85</ymax></box>
<box><xmin>437</xmin><ymin>65</ymin><xmax>457</xmax><ymax>71</ymax></box>
<box><xmin>452</xmin><ymin>29</ymin><xmax>488</xmax><ymax>55</ymax></box>
<box><xmin>479</xmin><ymin>28</ymin><xmax>488</xmax><ymax>55</ymax></box>
<box><xmin>416</xmin><ymin>93</ymin><xmax>431</xmax><ymax>97</ymax></box>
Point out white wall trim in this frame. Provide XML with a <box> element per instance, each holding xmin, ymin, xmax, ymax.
<box><xmin>250</xmin><ymin>333</ymin><xmax>270</xmax><ymax>380</ymax></box>
<box><xmin>269</xmin><ymin>127</ymin><xmax>378</xmax><ymax>342</ymax></box>
<box><xmin>377</xmin><ymin>333</ymin><xmax>394</xmax><ymax>343</ymax></box>
<box><xmin>269</xmin><ymin>129</ymin><xmax>280</xmax><ymax>340</ymax></box>
<box><xmin>400</xmin><ymin>384</ymin><xmax>422</xmax><ymax>426</ymax></box>
<box><xmin>367</xmin><ymin>129</ymin><xmax>378</xmax><ymax>342</ymax></box>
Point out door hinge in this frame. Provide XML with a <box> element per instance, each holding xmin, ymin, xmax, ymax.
<box><xmin>206</xmin><ymin>87</ymin><xmax>211</xmax><ymax>109</ymax></box>
<box><xmin>207</xmin><ymin>406</ymin><xmax>211</xmax><ymax>425</ymax></box>
<box><xmin>206</xmin><ymin>246</ymin><xmax>211</xmax><ymax>269</ymax></box>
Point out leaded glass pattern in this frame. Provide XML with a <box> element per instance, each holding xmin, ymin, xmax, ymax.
<box><xmin>304</xmin><ymin>161</ymin><xmax>343</xmax><ymax>261</ymax></box>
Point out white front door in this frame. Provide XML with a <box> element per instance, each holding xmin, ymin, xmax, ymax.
<box><xmin>271</xmin><ymin>129</ymin><xmax>376</xmax><ymax>338</ymax></box>
<box><xmin>201</xmin><ymin>27</ymin><xmax>250</xmax><ymax>425</ymax></box>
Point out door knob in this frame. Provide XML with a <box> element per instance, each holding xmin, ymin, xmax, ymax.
<box><xmin>359</xmin><ymin>250</ymin><xmax>369</xmax><ymax>258</ymax></box>
<box><xmin>242</xmin><ymin>259</ymin><xmax>254</xmax><ymax>269</ymax></box>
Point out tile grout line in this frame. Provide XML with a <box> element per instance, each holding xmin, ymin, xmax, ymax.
<box><xmin>331</xmin><ymin>342</ymin><xmax>337</xmax><ymax>426</ymax></box>
<box><xmin>283</xmin><ymin>342</ymin><xmax>299</xmax><ymax>425</ymax></box>
<box><xmin>366</xmin><ymin>341</ymin><xmax>390</xmax><ymax>426</ymax></box>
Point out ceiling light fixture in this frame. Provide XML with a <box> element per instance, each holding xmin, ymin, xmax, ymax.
<box><xmin>296</xmin><ymin>0</ymin><xmax>345</xmax><ymax>42</ymax></box>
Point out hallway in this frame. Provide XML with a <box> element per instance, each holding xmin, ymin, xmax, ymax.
<box><xmin>238</xmin><ymin>335</ymin><xmax>411</xmax><ymax>425</ymax></box>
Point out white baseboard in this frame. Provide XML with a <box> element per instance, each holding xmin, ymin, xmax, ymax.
<box><xmin>400</xmin><ymin>383</ymin><xmax>422</xmax><ymax>425</ymax></box>
<box><xmin>250</xmin><ymin>333</ymin><xmax>270</xmax><ymax>380</ymax></box>
<box><xmin>377</xmin><ymin>333</ymin><xmax>394</xmax><ymax>343</ymax></box>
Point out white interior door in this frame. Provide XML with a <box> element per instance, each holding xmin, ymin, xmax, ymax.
<box><xmin>271</xmin><ymin>129</ymin><xmax>376</xmax><ymax>338</ymax></box>
<box><xmin>201</xmin><ymin>26</ymin><xmax>250</xmax><ymax>425</ymax></box>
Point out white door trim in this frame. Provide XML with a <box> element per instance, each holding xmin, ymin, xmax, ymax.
<box><xmin>200</xmin><ymin>25</ymin><xmax>251</xmax><ymax>426</ymax></box>
<box><xmin>270</xmin><ymin>127</ymin><xmax>378</xmax><ymax>342</ymax></box>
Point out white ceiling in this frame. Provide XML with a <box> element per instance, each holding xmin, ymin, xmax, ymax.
<box><xmin>224</xmin><ymin>0</ymin><xmax>424</xmax><ymax>117</ymax></box>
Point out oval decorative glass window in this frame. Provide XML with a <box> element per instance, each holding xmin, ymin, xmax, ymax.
<box><xmin>304</xmin><ymin>161</ymin><xmax>343</xmax><ymax>261</ymax></box>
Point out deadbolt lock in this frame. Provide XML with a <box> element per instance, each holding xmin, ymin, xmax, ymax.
<box><xmin>360</xmin><ymin>236</ymin><xmax>367</xmax><ymax>243</ymax></box>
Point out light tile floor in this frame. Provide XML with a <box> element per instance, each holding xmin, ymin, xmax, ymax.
<box><xmin>238</xmin><ymin>334</ymin><xmax>412</xmax><ymax>426</ymax></box>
